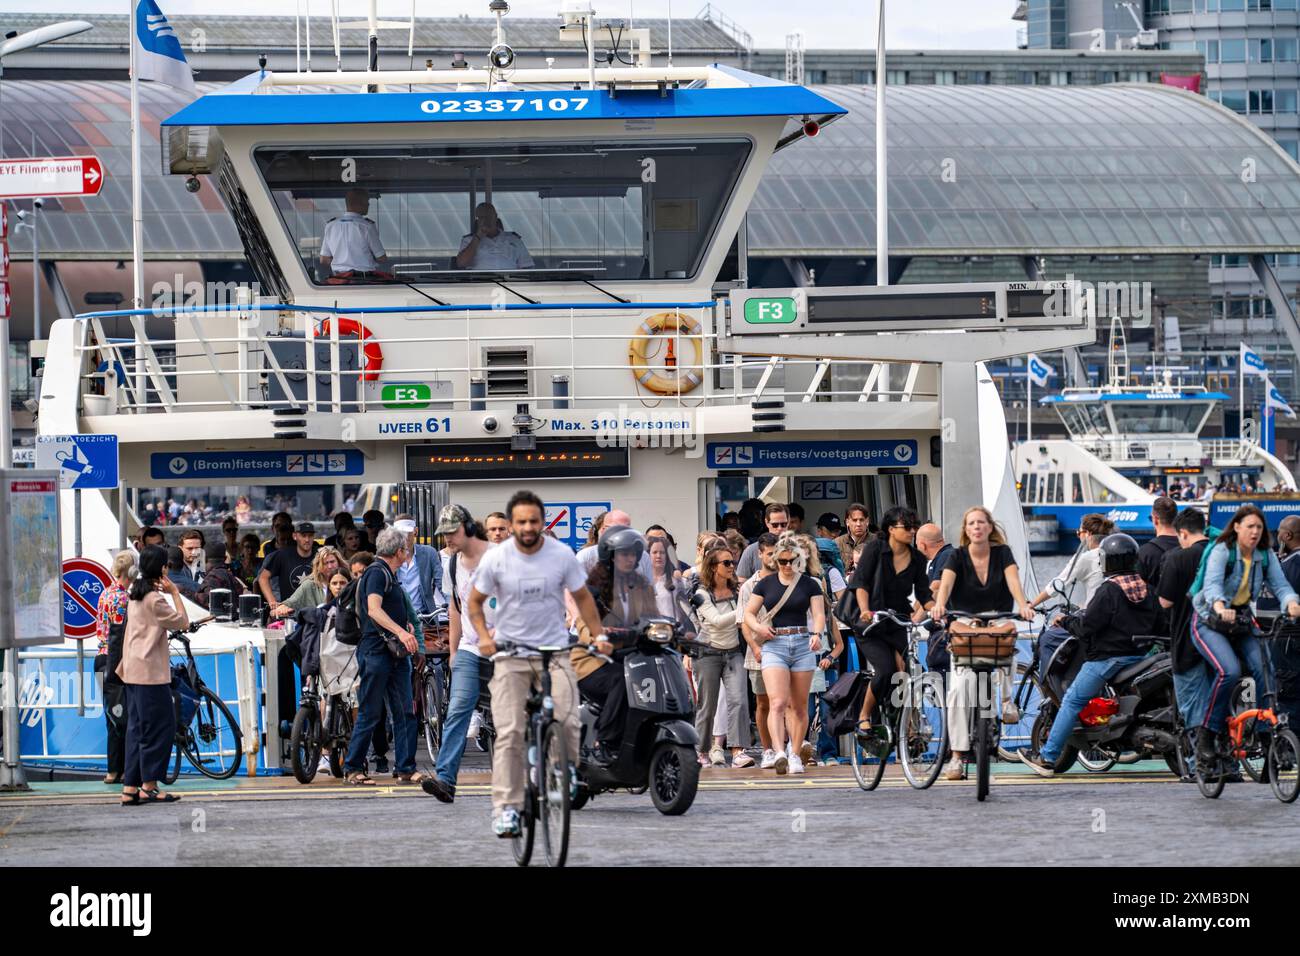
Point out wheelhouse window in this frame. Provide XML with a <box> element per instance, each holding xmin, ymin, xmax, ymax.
<box><xmin>1109</xmin><ymin>402</ymin><xmax>1211</xmax><ymax>435</ymax></box>
<box><xmin>254</xmin><ymin>139</ymin><xmax>752</xmax><ymax>285</ymax></box>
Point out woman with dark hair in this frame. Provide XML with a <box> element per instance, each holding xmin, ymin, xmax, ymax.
<box><xmin>849</xmin><ymin>507</ymin><xmax>931</xmax><ymax>738</ymax></box>
<box><xmin>1190</xmin><ymin>503</ymin><xmax>1300</xmax><ymax>768</ymax></box>
<box><xmin>118</xmin><ymin>545</ymin><xmax>189</xmax><ymax>805</ymax></box>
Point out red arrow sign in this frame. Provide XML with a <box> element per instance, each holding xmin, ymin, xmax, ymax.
<box><xmin>0</xmin><ymin>156</ymin><xmax>105</xmax><ymax>199</ymax></box>
<box><xmin>0</xmin><ymin>281</ymin><xmax>9</xmax><ymax>319</ymax></box>
<box><xmin>0</xmin><ymin>205</ymin><xmax>8</xmax><ymax>239</ymax></box>
<box><xmin>0</xmin><ymin>241</ymin><xmax>8</xmax><ymax>279</ymax></box>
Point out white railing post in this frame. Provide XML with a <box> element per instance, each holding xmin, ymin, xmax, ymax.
<box><xmin>304</xmin><ymin>310</ymin><xmax>318</xmax><ymax>412</ymax></box>
<box><xmin>236</xmin><ymin>287</ymin><xmax>253</xmax><ymax>409</ymax></box>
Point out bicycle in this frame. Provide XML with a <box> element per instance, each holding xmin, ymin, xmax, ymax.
<box><xmin>945</xmin><ymin>611</ymin><xmax>1019</xmax><ymax>801</ymax></box>
<box><xmin>1195</xmin><ymin>615</ymin><xmax>1300</xmax><ymax>803</ymax></box>
<box><xmin>491</xmin><ymin>639</ymin><xmax>579</xmax><ymax>868</ymax></box>
<box><xmin>162</xmin><ymin>619</ymin><xmax>244</xmax><ymax>783</ymax></box>
<box><xmin>849</xmin><ymin>610</ymin><xmax>948</xmax><ymax>791</ymax></box>
<box><xmin>416</xmin><ymin>650</ymin><xmax>451</xmax><ymax>765</ymax></box>
<box><xmin>290</xmin><ymin>673</ymin><xmax>355</xmax><ymax>783</ymax></box>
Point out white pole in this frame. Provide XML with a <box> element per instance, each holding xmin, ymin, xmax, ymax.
<box><xmin>1027</xmin><ymin>375</ymin><xmax>1033</xmax><ymax>443</ymax></box>
<box><xmin>130</xmin><ymin>0</ymin><xmax>146</xmax><ymax>412</ymax></box>
<box><xmin>31</xmin><ymin>196</ymin><xmax>39</xmax><ymax>342</ymax></box>
<box><xmin>586</xmin><ymin>14</ymin><xmax>596</xmax><ymax>90</ymax></box>
<box><xmin>667</xmin><ymin>0</ymin><xmax>673</xmax><ymax>66</ymax></box>
<box><xmin>1240</xmin><ymin>363</ymin><xmax>1245</xmax><ymax>441</ymax></box>
<box><xmin>875</xmin><ymin>0</ymin><xmax>888</xmax><ymax>287</ymax></box>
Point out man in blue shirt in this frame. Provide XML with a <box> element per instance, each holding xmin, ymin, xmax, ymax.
<box><xmin>343</xmin><ymin>527</ymin><xmax>423</xmax><ymax>785</ymax></box>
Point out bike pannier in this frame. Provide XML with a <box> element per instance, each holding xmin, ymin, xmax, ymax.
<box><xmin>948</xmin><ymin>619</ymin><xmax>1018</xmax><ymax>663</ymax></box>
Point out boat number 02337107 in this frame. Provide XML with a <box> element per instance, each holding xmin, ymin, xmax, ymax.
<box><xmin>420</xmin><ymin>96</ymin><xmax>592</xmax><ymax>115</ymax></box>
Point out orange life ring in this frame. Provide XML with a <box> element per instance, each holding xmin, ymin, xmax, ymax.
<box><xmin>628</xmin><ymin>312</ymin><xmax>704</xmax><ymax>396</ymax></box>
<box><xmin>318</xmin><ymin>317</ymin><xmax>383</xmax><ymax>382</ymax></box>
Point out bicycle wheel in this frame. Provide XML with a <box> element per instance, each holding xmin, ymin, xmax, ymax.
<box><xmin>290</xmin><ymin>704</ymin><xmax>321</xmax><ymax>784</ymax></box>
<box><xmin>512</xmin><ymin>770</ymin><xmax>537</xmax><ymax>867</ymax></box>
<box><xmin>1268</xmin><ymin>728</ymin><xmax>1300</xmax><ymax>803</ymax></box>
<box><xmin>899</xmin><ymin>673</ymin><xmax>946</xmax><ymax>790</ymax></box>
<box><xmin>1230</xmin><ymin>682</ymin><xmax>1268</xmax><ymax>783</ymax></box>
<box><xmin>539</xmin><ymin>722</ymin><xmax>571</xmax><ymax>867</ymax></box>
<box><xmin>1077</xmin><ymin>745</ymin><xmax>1119</xmax><ymax>774</ymax></box>
<box><xmin>975</xmin><ymin>716</ymin><xmax>992</xmax><ymax>801</ymax></box>
<box><xmin>180</xmin><ymin>685</ymin><xmax>243</xmax><ymax>780</ymax></box>
<box><xmin>328</xmin><ymin>701</ymin><xmax>351</xmax><ymax>778</ymax></box>
<box><xmin>1195</xmin><ymin>735</ymin><xmax>1227</xmax><ymax>799</ymax></box>
<box><xmin>850</xmin><ymin>722</ymin><xmax>890</xmax><ymax>792</ymax></box>
<box><xmin>997</xmin><ymin>660</ymin><xmax>1043</xmax><ymax>762</ymax></box>
<box><xmin>476</xmin><ymin>707</ymin><xmax>496</xmax><ymax>771</ymax></box>
<box><xmin>422</xmin><ymin>666</ymin><xmax>446</xmax><ymax>766</ymax></box>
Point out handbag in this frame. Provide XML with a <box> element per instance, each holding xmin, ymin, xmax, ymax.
<box><xmin>823</xmin><ymin>671</ymin><xmax>869</xmax><ymax>736</ymax></box>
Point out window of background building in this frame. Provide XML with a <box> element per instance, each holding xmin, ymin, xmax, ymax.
<box><xmin>960</xmin><ymin>70</ymin><xmax>991</xmax><ymax>84</ymax></box>
<box><xmin>1217</xmin><ymin>89</ymin><xmax>1249</xmax><ymax>112</ymax></box>
<box><xmin>806</xmin><ymin>69</ymin><xmax>827</xmax><ymax>84</ymax></box>
<box><xmin>1278</xmin><ymin>38</ymin><xmax>1299</xmax><ymax>62</ymax></box>
<box><xmin>1217</xmin><ymin>0</ymin><xmax>1246</xmax><ymax>10</ymax></box>
<box><xmin>852</xmin><ymin>69</ymin><xmax>874</xmax><ymax>84</ymax></box>
<box><xmin>1049</xmin><ymin>70</ymin><xmax>1070</xmax><ymax>85</ymax></box>
<box><xmin>1220</xmin><ymin>39</ymin><xmax>1247</xmax><ymax>63</ymax></box>
<box><xmin>1126</xmin><ymin>70</ymin><xmax>1150</xmax><ymax>82</ymax></box>
<box><xmin>1252</xmin><ymin>39</ymin><xmax>1273</xmax><ymax>62</ymax></box>
<box><xmin>1277</xmin><ymin>89</ymin><xmax>1298</xmax><ymax>112</ymax></box>
<box><xmin>1019</xmin><ymin>70</ymin><xmax>1038</xmax><ymax>84</ymax></box>
<box><xmin>1098</xmin><ymin>70</ymin><xmax>1118</xmax><ymax>83</ymax></box>
<box><xmin>1282</xmin><ymin>140</ymin><xmax>1300</xmax><ymax>161</ymax></box>
<box><xmin>934</xmin><ymin>70</ymin><xmax>956</xmax><ymax>85</ymax></box>
<box><xmin>1250</xmin><ymin>89</ymin><xmax>1275</xmax><ymax>113</ymax></box>
<box><xmin>1196</xmin><ymin>40</ymin><xmax>1220</xmax><ymax>63</ymax></box>
<box><xmin>1276</xmin><ymin>0</ymin><xmax>1298</xmax><ymax>9</ymax></box>
<box><xmin>886</xmin><ymin>70</ymin><xmax>907</xmax><ymax>84</ymax></box>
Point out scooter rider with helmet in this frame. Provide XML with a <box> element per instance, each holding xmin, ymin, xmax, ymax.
<box><xmin>572</xmin><ymin>527</ymin><xmax>660</xmax><ymax>764</ymax></box>
<box><xmin>1021</xmin><ymin>534</ymin><xmax>1158</xmax><ymax>777</ymax></box>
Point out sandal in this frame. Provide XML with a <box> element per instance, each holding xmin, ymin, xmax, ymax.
<box><xmin>120</xmin><ymin>791</ymin><xmax>140</xmax><ymax>807</ymax></box>
<box><xmin>854</xmin><ymin>719</ymin><xmax>874</xmax><ymax>740</ymax></box>
<box><xmin>393</xmin><ymin>772</ymin><xmax>427</xmax><ymax>785</ymax></box>
<box><xmin>346</xmin><ymin>772</ymin><xmax>376</xmax><ymax>786</ymax></box>
<box><xmin>103</xmin><ymin>773</ymin><xmax>122</xmax><ymax>785</ymax></box>
<box><xmin>139</xmin><ymin>788</ymin><xmax>181</xmax><ymax>804</ymax></box>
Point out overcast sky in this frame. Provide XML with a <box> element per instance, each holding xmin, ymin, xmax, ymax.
<box><xmin>0</xmin><ymin>1</ymin><xmax>1021</xmax><ymax>50</ymax></box>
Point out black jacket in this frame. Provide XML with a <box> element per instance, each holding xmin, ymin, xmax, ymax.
<box><xmin>1063</xmin><ymin>574</ymin><xmax>1158</xmax><ymax>662</ymax></box>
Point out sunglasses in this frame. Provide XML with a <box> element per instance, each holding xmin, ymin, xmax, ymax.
<box><xmin>769</xmin><ymin>521</ymin><xmax>789</xmax><ymax>529</ymax></box>
<box><xmin>776</xmin><ymin>558</ymin><xmax>796</xmax><ymax>566</ymax></box>
<box><xmin>714</xmin><ymin>559</ymin><xmax>735</xmax><ymax>567</ymax></box>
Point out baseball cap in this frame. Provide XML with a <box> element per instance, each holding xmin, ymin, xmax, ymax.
<box><xmin>392</xmin><ymin>518</ymin><xmax>418</xmax><ymax>535</ymax></box>
<box><xmin>817</xmin><ymin>512</ymin><xmax>843</xmax><ymax>535</ymax></box>
<box><xmin>435</xmin><ymin>503</ymin><xmax>472</xmax><ymax>535</ymax></box>
<box><xmin>294</xmin><ymin>521</ymin><xmax>316</xmax><ymax>535</ymax></box>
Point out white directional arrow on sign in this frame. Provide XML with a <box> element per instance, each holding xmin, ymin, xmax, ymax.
<box><xmin>0</xmin><ymin>156</ymin><xmax>105</xmax><ymax>199</ymax></box>
<box><xmin>0</xmin><ymin>281</ymin><xmax>10</xmax><ymax>319</ymax></box>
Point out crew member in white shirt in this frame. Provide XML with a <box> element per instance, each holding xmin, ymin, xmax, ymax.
<box><xmin>455</xmin><ymin>202</ymin><xmax>534</xmax><ymax>271</ymax></box>
<box><xmin>319</xmin><ymin>188</ymin><xmax>390</xmax><ymax>278</ymax></box>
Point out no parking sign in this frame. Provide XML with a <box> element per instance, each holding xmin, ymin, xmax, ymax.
<box><xmin>61</xmin><ymin>558</ymin><xmax>112</xmax><ymax>640</ymax></box>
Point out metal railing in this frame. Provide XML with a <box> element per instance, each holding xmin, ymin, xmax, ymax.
<box><xmin>1076</xmin><ymin>436</ymin><xmax>1260</xmax><ymax>464</ymax></box>
<box><xmin>72</xmin><ymin>300</ymin><xmax>936</xmax><ymax>416</ymax></box>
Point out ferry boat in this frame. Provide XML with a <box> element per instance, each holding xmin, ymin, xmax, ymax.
<box><xmin>23</xmin><ymin>5</ymin><xmax>1093</xmax><ymax>775</ymax></box>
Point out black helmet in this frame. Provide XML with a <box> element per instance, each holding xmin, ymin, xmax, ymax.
<box><xmin>597</xmin><ymin>527</ymin><xmax>646</xmax><ymax>567</ymax></box>
<box><xmin>1099</xmin><ymin>533</ymin><xmax>1140</xmax><ymax>576</ymax></box>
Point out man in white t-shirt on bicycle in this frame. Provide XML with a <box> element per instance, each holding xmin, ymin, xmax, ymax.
<box><xmin>467</xmin><ymin>490</ymin><xmax>608</xmax><ymax>838</ymax></box>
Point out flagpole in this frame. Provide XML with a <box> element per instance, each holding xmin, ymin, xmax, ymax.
<box><xmin>130</xmin><ymin>1</ymin><xmax>143</xmax><ymax>310</ymax></box>
<box><xmin>1027</xmin><ymin>374</ymin><xmax>1033</xmax><ymax>443</ymax></box>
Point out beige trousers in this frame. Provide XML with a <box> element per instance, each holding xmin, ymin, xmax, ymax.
<box><xmin>489</xmin><ymin>655</ymin><xmax>581</xmax><ymax>813</ymax></box>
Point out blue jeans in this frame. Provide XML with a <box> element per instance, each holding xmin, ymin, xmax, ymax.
<box><xmin>1038</xmin><ymin>625</ymin><xmax>1070</xmax><ymax>675</ymax></box>
<box><xmin>1190</xmin><ymin>617</ymin><xmax>1272</xmax><ymax>733</ymax></box>
<box><xmin>434</xmin><ymin>651</ymin><xmax>484</xmax><ymax>787</ymax></box>
<box><xmin>1041</xmin><ymin>655</ymin><xmax>1145</xmax><ymax>763</ymax></box>
<box><xmin>345</xmin><ymin>641</ymin><xmax>417</xmax><ymax>775</ymax></box>
<box><xmin>1174</xmin><ymin>662</ymin><xmax>1212</xmax><ymax>730</ymax></box>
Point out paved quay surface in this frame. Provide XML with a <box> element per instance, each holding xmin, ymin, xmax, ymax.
<box><xmin>4</xmin><ymin>759</ymin><xmax>1299</xmax><ymax>866</ymax></box>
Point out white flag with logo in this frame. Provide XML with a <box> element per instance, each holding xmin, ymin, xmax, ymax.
<box><xmin>1240</xmin><ymin>342</ymin><xmax>1269</xmax><ymax>378</ymax></box>
<box><xmin>1266</xmin><ymin>376</ymin><xmax>1296</xmax><ymax>419</ymax></box>
<box><xmin>133</xmin><ymin>0</ymin><xmax>196</xmax><ymax>94</ymax></box>
<box><xmin>1026</xmin><ymin>353</ymin><xmax>1054</xmax><ymax>389</ymax></box>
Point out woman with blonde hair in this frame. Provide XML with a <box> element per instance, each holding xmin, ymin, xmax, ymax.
<box><xmin>272</xmin><ymin>546</ymin><xmax>345</xmax><ymax>616</ymax></box>
<box><xmin>743</xmin><ymin>531</ymin><xmax>826</xmax><ymax>774</ymax></box>
<box><xmin>932</xmin><ymin>505</ymin><xmax>1034</xmax><ymax>780</ymax></box>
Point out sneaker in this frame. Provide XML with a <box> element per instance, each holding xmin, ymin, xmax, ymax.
<box><xmin>1020</xmin><ymin>750</ymin><xmax>1056</xmax><ymax>778</ymax></box>
<box><xmin>820</xmin><ymin>756</ymin><xmax>839</xmax><ymax>767</ymax></box>
<box><xmin>373</xmin><ymin>756</ymin><xmax>390</xmax><ymax>775</ymax></box>
<box><xmin>941</xmin><ymin>757</ymin><xmax>966</xmax><ymax>781</ymax></box>
<box><xmin>316</xmin><ymin>755</ymin><xmax>331</xmax><ymax>774</ymax></box>
<box><xmin>697</xmin><ymin>752</ymin><xmax>711</xmax><ymax>768</ymax></box>
<box><xmin>759</xmin><ymin>749</ymin><xmax>778</xmax><ymax>770</ymax></box>
<box><xmin>798</xmin><ymin>741</ymin><xmax>815</xmax><ymax>765</ymax></box>
<box><xmin>1001</xmin><ymin>700</ymin><xmax>1021</xmax><ymax>724</ymax></box>
<box><xmin>709</xmin><ymin>746</ymin><xmax>727</xmax><ymax>767</ymax></box>
<box><xmin>773</xmin><ymin>752</ymin><xmax>789</xmax><ymax>775</ymax></box>
<box><xmin>788</xmin><ymin>752</ymin><xmax>805</xmax><ymax>775</ymax></box>
<box><xmin>421</xmin><ymin>775</ymin><xmax>456</xmax><ymax>804</ymax></box>
<box><xmin>492</xmin><ymin>808</ymin><xmax>521</xmax><ymax>838</ymax></box>
<box><xmin>467</xmin><ymin>711</ymin><xmax>482</xmax><ymax>740</ymax></box>
<box><xmin>731</xmin><ymin>752</ymin><xmax>755</xmax><ymax>769</ymax></box>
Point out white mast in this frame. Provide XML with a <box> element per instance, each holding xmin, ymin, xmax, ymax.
<box><xmin>875</xmin><ymin>0</ymin><xmax>888</xmax><ymax>287</ymax></box>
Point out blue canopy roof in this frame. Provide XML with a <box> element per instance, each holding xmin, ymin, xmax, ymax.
<box><xmin>1040</xmin><ymin>391</ymin><xmax>1231</xmax><ymax>404</ymax></box>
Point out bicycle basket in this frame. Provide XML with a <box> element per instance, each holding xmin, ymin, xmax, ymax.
<box><xmin>948</xmin><ymin>619</ymin><xmax>1018</xmax><ymax>664</ymax></box>
<box><xmin>171</xmin><ymin>664</ymin><xmax>200</xmax><ymax>726</ymax></box>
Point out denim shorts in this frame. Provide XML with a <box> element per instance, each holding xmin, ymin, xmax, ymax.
<box><xmin>760</xmin><ymin>632</ymin><xmax>817</xmax><ymax>673</ymax></box>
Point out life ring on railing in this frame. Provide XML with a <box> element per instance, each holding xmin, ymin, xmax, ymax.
<box><xmin>317</xmin><ymin>317</ymin><xmax>383</xmax><ymax>382</ymax></box>
<box><xmin>628</xmin><ymin>312</ymin><xmax>704</xmax><ymax>395</ymax></box>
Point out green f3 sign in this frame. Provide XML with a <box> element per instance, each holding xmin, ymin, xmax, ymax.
<box><xmin>381</xmin><ymin>383</ymin><xmax>432</xmax><ymax>409</ymax></box>
<box><xmin>744</xmin><ymin>297</ymin><xmax>797</xmax><ymax>324</ymax></box>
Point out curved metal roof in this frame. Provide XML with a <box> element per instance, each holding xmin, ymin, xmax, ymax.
<box><xmin>5</xmin><ymin>79</ymin><xmax>1299</xmax><ymax>260</ymax></box>
<box><xmin>758</xmin><ymin>83</ymin><xmax>1300</xmax><ymax>256</ymax></box>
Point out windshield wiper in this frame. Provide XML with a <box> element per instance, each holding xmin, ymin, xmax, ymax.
<box><xmin>494</xmin><ymin>279</ymin><xmax>538</xmax><ymax>306</ymax></box>
<box><xmin>582</xmin><ymin>278</ymin><xmax>628</xmax><ymax>304</ymax></box>
<box><xmin>398</xmin><ymin>279</ymin><xmax>447</xmax><ymax>307</ymax></box>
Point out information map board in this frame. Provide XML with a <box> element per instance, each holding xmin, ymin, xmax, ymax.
<box><xmin>0</xmin><ymin>470</ymin><xmax>64</xmax><ymax>648</ymax></box>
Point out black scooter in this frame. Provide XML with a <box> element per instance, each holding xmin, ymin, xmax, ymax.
<box><xmin>572</xmin><ymin>617</ymin><xmax>703</xmax><ymax>815</ymax></box>
<box><xmin>1034</xmin><ymin>621</ymin><xmax>1190</xmax><ymax>777</ymax></box>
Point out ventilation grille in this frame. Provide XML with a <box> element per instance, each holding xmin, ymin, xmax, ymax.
<box><xmin>483</xmin><ymin>346</ymin><xmax>532</xmax><ymax>397</ymax></box>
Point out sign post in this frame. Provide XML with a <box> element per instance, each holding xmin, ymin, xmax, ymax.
<box><xmin>0</xmin><ymin>470</ymin><xmax>63</xmax><ymax>790</ymax></box>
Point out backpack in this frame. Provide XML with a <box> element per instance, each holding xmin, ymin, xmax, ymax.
<box><xmin>1188</xmin><ymin>528</ymin><xmax>1269</xmax><ymax>600</ymax></box>
<box><xmin>335</xmin><ymin>562</ymin><xmax>394</xmax><ymax>646</ymax></box>
<box><xmin>448</xmin><ymin>552</ymin><xmax>461</xmax><ymax>614</ymax></box>
<box><xmin>816</xmin><ymin>538</ymin><xmax>845</xmax><ymax>576</ymax></box>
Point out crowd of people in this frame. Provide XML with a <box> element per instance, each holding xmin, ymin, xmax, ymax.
<box><xmin>95</xmin><ymin>489</ymin><xmax>1300</xmax><ymax>831</ymax></box>
<box><xmin>1140</xmin><ymin>476</ymin><xmax>1289</xmax><ymax>501</ymax></box>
